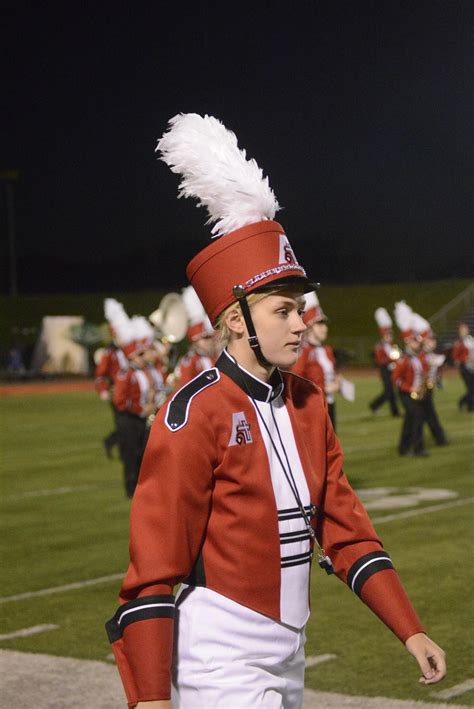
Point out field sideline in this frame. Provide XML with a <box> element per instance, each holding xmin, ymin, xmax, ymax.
<box><xmin>1</xmin><ymin>371</ymin><xmax>473</xmax><ymax>706</ymax></box>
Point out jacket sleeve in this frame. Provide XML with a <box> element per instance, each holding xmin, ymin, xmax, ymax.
<box><xmin>106</xmin><ymin>403</ymin><xmax>215</xmax><ymax>706</ymax></box>
<box><xmin>316</xmin><ymin>406</ymin><xmax>425</xmax><ymax>643</ymax></box>
<box><xmin>94</xmin><ymin>350</ymin><xmax>112</xmax><ymax>394</ymax></box>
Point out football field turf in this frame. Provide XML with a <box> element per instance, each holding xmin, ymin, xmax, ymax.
<box><xmin>1</xmin><ymin>373</ymin><xmax>473</xmax><ymax>705</ymax></box>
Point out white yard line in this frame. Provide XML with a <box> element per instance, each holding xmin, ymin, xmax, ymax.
<box><xmin>305</xmin><ymin>653</ymin><xmax>337</xmax><ymax>668</ymax></box>
<box><xmin>1</xmin><ymin>497</ymin><xmax>472</xmax><ymax>606</ymax></box>
<box><xmin>6</xmin><ymin>485</ymin><xmax>98</xmax><ymax>501</ymax></box>
<box><xmin>430</xmin><ymin>678</ymin><xmax>474</xmax><ymax>700</ymax></box>
<box><xmin>0</xmin><ymin>573</ymin><xmax>124</xmax><ymax>604</ymax></box>
<box><xmin>371</xmin><ymin>497</ymin><xmax>474</xmax><ymax>524</ymax></box>
<box><xmin>0</xmin><ymin>649</ymin><xmax>465</xmax><ymax>709</ymax></box>
<box><xmin>0</xmin><ymin>624</ymin><xmax>58</xmax><ymax>641</ymax></box>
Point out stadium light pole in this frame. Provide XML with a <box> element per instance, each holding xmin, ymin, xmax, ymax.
<box><xmin>0</xmin><ymin>170</ymin><xmax>20</xmax><ymax>296</ymax></box>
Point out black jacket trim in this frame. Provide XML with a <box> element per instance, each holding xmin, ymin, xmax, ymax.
<box><xmin>165</xmin><ymin>369</ymin><xmax>220</xmax><ymax>432</ymax></box>
<box><xmin>105</xmin><ymin>594</ymin><xmax>175</xmax><ymax>643</ymax></box>
<box><xmin>347</xmin><ymin>551</ymin><xmax>394</xmax><ymax>596</ymax></box>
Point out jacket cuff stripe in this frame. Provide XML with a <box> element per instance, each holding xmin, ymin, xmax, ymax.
<box><xmin>106</xmin><ymin>595</ymin><xmax>175</xmax><ymax>643</ymax></box>
<box><xmin>347</xmin><ymin>552</ymin><xmax>393</xmax><ymax>596</ymax></box>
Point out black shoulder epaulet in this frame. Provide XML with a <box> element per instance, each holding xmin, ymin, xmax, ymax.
<box><xmin>165</xmin><ymin>368</ymin><xmax>220</xmax><ymax>432</ymax></box>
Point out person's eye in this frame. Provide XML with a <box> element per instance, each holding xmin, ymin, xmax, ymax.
<box><xmin>277</xmin><ymin>309</ymin><xmax>288</xmax><ymax>317</ymax></box>
<box><xmin>298</xmin><ymin>309</ymin><xmax>305</xmax><ymax>317</ymax></box>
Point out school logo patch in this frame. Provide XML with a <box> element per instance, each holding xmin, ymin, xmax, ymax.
<box><xmin>278</xmin><ymin>234</ymin><xmax>297</xmax><ymax>265</ymax></box>
<box><xmin>228</xmin><ymin>412</ymin><xmax>253</xmax><ymax>446</ymax></box>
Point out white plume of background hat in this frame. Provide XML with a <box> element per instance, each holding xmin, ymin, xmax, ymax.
<box><xmin>410</xmin><ymin>312</ymin><xmax>431</xmax><ymax>337</ymax></box>
<box><xmin>131</xmin><ymin>315</ymin><xmax>155</xmax><ymax>343</ymax></box>
<box><xmin>394</xmin><ymin>301</ymin><xmax>413</xmax><ymax>335</ymax></box>
<box><xmin>304</xmin><ymin>291</ymin><xmax>320</xmax><ymax>310</ymax></box>
<box><xmin>374</xmin><ymin>307</ymin><xmax>392</xmax><ymax>329</ymax></box>
<box><xmin>156</xmin><ymin>113</ymin><xmax>280</xmax><ymax>238</ymax></box>
<box><xmin>104</xmin><ymin>298</ymin><xmax>133</xmax><ymax>344</ymax></box>
<box><xmin>182</xmin><ymin>285</ymin><xmax>213</xmax><ymax>334</ymax></box>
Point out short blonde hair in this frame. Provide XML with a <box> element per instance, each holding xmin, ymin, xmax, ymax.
<box><xmin>215</xmin><ymin>287</ymin><xmax>302</xmax><ymax>346</ymax></box>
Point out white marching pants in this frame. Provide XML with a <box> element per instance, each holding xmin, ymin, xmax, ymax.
<box><xmin>171</xmin><ymin>586</ymin><xmax>306</xmax><ymax>709</ymax></box>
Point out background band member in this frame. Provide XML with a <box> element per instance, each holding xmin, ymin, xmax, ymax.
<box><xmin>369</xmin><ymin>307</ymin><xmax>400</xmax><ymax>416</ymax></box>
<box><xmin>95</xmin><ymin>299</ymin><xmax>130</xmax><ymax>458</ymax></box>
<box><xmin>392</xmin><ymin>303</ymin><xmax>429</xmax><ymax>457</ymax></box>
<box><xmin>451</xmin><ymin>321</ymin><xmax>474</xmax><ymax>412</ymax></box>
<box><xmin>107</xmin><ymin>113</ymin><xmax>445</xmax><ymax>709</ymax></box>
<box><xmin>174</xmin><ymin>285</ymin><xmax>218</xmax><ymax>387</ymax></box>
<box><xmin>292</xmin><ymin>291</ymin><xmax>340</xmax><ymax>430</ymax></box>
<box><xmin>111</xmin><ymin>315</ymin><xmax>165</xmax><ymax>498</ymax></box>
<box><xmin>421</xmin><ymin>328</ymin><xmax>449</xmax><ymax>446</ymax></box>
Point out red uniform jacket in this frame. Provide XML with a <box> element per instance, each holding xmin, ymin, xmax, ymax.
<box><xmin>114</xmin><ymin>365</ymin><xmax>165</xmax><ymax>417</ymax></box>
<box><xmin>373</xmin><ymin>341</ymin><xmax>399</xmax><ymax>368</ymax></box>
<box><xmin>291</xmin><ymin>342</ymin><xmax>336</xmax><ymax>392</ymax></box>
<box><xmin>391</xmin><ymin>353</ymin><xmax>429</xmax><ymax>394</ymax></box>
<box><xmin>176</xmin><ymin>350</ymin><xmax>215</xmax><ymax>387</ymax></box>
<box><xmin>94</xmin><ymin>346</ymin><xmax>128</xmax><ymax>395</ymax></box>
<box><xmin>106</xmin><ymin>352</ymin><xmax>424</xmax><ymax>706</ymax></box>
<box><xmin>451</xmin><ymin>339</ymin><xmax>469</xmax><ymax>364</ymax></box>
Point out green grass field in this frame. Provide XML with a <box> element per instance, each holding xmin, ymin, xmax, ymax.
<box><xmin>1</xmin><ymin>373</ymin><xmax>473</xmax><ymax>704</ymax></box>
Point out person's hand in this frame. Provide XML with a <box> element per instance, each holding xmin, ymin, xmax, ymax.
<box><xmin>99</xmin><ymin>390</ymin><xmax>110</xmax><ymax>401</ymax></box>
<box><xmin>405</xmin><ymin>632</ymin><xmax>446</xmax><ymax>684</ymax></box>
<box><xmin>135</xmin><ymin>702</ymin><xmax>172</xmax><ymax>708</ymax></box>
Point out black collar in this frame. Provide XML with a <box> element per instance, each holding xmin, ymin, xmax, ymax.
<box><xmin>217</xmin><ymin>349</ymin><xmax>284</xmax><ymax>403</ymax></box>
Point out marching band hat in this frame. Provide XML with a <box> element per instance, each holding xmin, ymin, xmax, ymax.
<box><xmin>302</xmin><ymin>291</ymin><xmax>328</xmax><ymax>326</ymax></box>
<box><xmin>182</xmin><ymin>286</ymin><xmax>215</xmax><ymax>342</ymax></box>
<box><xmin>157</xmin><ymin>114</ymin><xmax>316</xmax><ymax>327</ymax></box>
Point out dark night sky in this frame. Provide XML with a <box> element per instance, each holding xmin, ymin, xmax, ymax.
<box><xmin>1</xmin><ymin>1</ymin><xmax>472</xmax><ymax>294</ymax></box>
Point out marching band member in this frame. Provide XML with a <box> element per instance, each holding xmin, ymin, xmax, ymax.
<box><xmin>95</xmin><ymin>299</ymin><xmax>130</xmax><ymax>458</ymax></box>
<box><xmin>421</xmin><ymin>327</ymin><xmax>449</xmax><ymax>446</ymax></box>
<box><xmin>174</xmin><ymin>285</ymin><xmax>218</xmax><ymax>387</ymax></box>
<box><xmin>106</xmin><ymin>113</ymin><xmax>445</xmax><ymax>709</ymax></box>
<box><xmin>369</xmin><ymin>307</ymin><xmax>400</xmax><ymax>417</ymax></box>
<box><xmin>291</xmin><ymin>291</ymin><xmax>340</xmax><ymax>430</ymax></box>
<box><xmin>451</xmin><ymin>321</ymin><xmax>474</xmax><ymax>412</ymax></box>
<box><xmin>113</xmin><ymin>316</ymin><xmax>166</xmax><ymax>498</ymax></box>
<box><xmin>391</xmin><ymin>303</ymin><xmax>430</xmax><ymax>457</ymax></box>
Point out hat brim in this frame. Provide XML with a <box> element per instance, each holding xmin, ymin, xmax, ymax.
<box><xmin>253</xmin><ymin>276</ymin><xmax>319</xmax><ymax>294</ymax></box>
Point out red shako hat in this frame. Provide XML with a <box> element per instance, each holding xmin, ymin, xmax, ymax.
<box><xmin>157</xmin><ymin>114</ymin><xmax>314</xmax><ymax>326</ymax></box>
<box><xmin>302</xmin><ymin>290</ymin><xmax>327</xmax><ymax>326</ymax></box>
<box><xmin>182</xmin><ymin>286</ymin><xmax>215</xmax><ymax>341</ymax></box>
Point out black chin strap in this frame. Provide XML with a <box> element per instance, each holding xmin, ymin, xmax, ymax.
<box><xmin>232</xmin><ymin>285</ymin><xmax>272</xmax><ymax>368</ymax></box>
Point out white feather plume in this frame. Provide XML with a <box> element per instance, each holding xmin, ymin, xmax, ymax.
<box><xmin>374</xmin><ymin>307</ymin><xmax>392</xmax><ymax>328</ymax></box>
<box><xmin>304</xmin><ymin>291</ymin><xmax>320</xmax><ymax>309</ymax></box>
<box><xmin>182</xmin><ymin>286</ymin><xmax>214</xmax><ymax>334</ymax></box>
<box><xmin>132</xmin><ymin>315</ymin><xmax>154</xmax><ymax>341</ymax></box>
<box><xmin>156</xmin><ymin>113</ymin><xmax>279</xmax><ymax>238</ymax></box>
<box><xmin>410</xmin><ymin>313</ymin><xmax>430</xmax><ymax>335</ymax></box>
<box><xmin>394</xmin><ymin>301</ymin><xmax>413</xmax><ymax>332</ymax></box>
<box><xmin>104</xmin><ymin>298</ymin><xmax>127</xmax><ymax>323</ymax></box>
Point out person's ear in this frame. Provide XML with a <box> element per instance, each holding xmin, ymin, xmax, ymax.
<box><xmin>225</xmin><ymin>306</ymin><xmax>245</xmax><ymax>336</ymax></box>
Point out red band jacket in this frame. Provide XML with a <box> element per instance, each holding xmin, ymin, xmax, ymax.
<box><xmin>106</xmin><ymin>350</ymin><xmax>424</xmax><ymax>706</ymax></box>
<box><xmin>114</xmin><ymin>364</ymin><xmax>165</xmax><ymax>418</ymax></box>
<box><xmin>291</xmin><ymin>342</ymin><xmax>336</xmax><ymax>398</ymax></box>
<box><xmin>451</xmin><ymin>339</ymin><xmax>468</xmax><ymax>365</ymax></box>
<box><xmin>94</xmin><ymin>346</ymin><xmax>128</xmax><ymax>395</ymax></box>
<box><xmin>175</xmin><ymin>349</ymin><xmax>215</xmax><ymax>388</ymax></box>
<box><xmin>391</xmin><ymin>352</ymin><xmax>429</xmax><ymax>394</ymax></box>
<box><xmin>373</xmin><ymin>341</ymin><xmax>399</xmax><ymax>369</ymax></box>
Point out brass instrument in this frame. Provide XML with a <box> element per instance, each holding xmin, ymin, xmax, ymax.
<box><xmin>389</xmin><ymin>344</ymin><xmax>401</xmax><ymax>361</ymax></box>
<box><xmin>410</xmin><ymin>379</ymin><xmax>434</xmax><ymax>401</ymax></box>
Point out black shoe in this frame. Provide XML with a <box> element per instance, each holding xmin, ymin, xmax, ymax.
<box><xmin>392</xmin><ymin>411</ymin><xmax>401</xmax><ymax>417</ymax></box>
<box><xmin>399</xmin><ymin>450</ymin><xmax>413</xmax><ymax>457</ymax></box>
<box><xmin>103</xmin><ymin>437</ymin><xmax>113</xmax><ymax>459</ymax></box>
<box><xmin>436</xmin><ymin>440</ymin><xmax>450</xmax><ymax>446</ymax></box>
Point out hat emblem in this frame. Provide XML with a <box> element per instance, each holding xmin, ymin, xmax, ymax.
<box><xmin>279</xmin><ymin>234</ymin><xmax>297</xmax><ymax>266</ymax></box>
